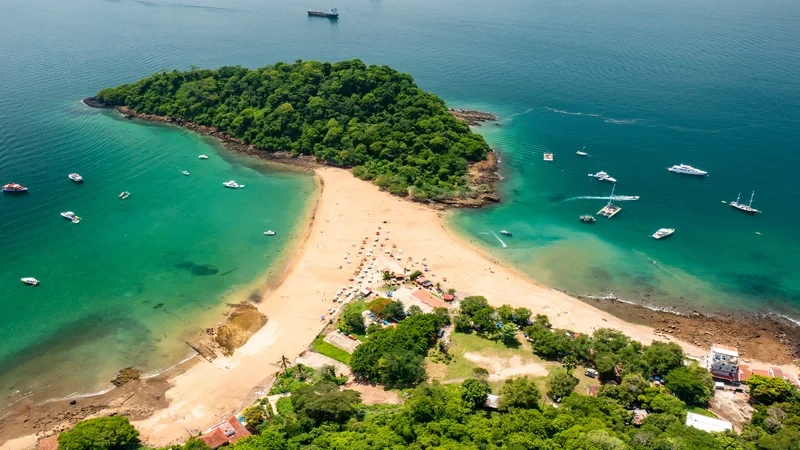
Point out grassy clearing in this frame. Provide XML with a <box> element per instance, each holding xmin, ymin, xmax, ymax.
<box><xmin>276</xmin><ymin>397</ymin><xmax>294</xmax><ymax>416</ymax></box>
<box><xmin>312</xmin><ymin>335</ymin><xmax>352</xmax><ymax>365</ymax></box>
<box><xmin>687</xmin><ymin>406</ymin><xmax>718</xmax><ymax>418</ymax></box>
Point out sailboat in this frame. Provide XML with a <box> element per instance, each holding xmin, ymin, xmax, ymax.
<box><xmin>730</xmin><ymin>191</ymin><xmax>760</xmax><ymax>214</ymax></box>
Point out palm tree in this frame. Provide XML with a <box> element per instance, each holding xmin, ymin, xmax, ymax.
<box><xmin>296</xmin><ymin>364</ymin><xmax>307</xmax><ymax>381</ymax></box>
<box><xmin>279</xmin><ymin>355</ymin><xmax>290</xmax><ymax>372</ymax></box>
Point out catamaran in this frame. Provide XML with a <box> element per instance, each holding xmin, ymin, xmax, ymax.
<box><xmin>730</xmin><ymin>191</ymin><xmax>760</xmax><ymax>214</ymax></box>
<box><xmin>667</xmin><ymin>164</ymin><xmax>707</xmax><ymax>176</ymax></box>
<box><xmin>119</xmin><ymin>191</ymin><xmax>131</xmax><ymax>200</ymax></box>
<box><xmin>588</xmin><ymin>171</ymin><xmax>617</xmax><ymax>183</ymax></box>
<box><xmin>651</xmin><ymin>228</ymin><xmax>675</xmax><ymax>239</ymax></box>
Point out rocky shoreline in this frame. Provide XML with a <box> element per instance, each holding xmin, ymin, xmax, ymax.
<box><xmin>83</xmin><ymin>97</ymin><xmax>502</xmax><ymax>208</ymax></box>
<box><xmin>581</xmin><ymin>294</ymin><xmax>800</xmax><ymax>365</ymax></box>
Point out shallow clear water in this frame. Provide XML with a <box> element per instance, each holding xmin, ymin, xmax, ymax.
<box><xmin>1</xmin><ymin>0</ymin><xmax>799</xmax><ymax>407</ymax></box>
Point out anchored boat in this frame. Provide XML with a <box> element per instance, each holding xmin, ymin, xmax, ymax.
<box><xmin>223</xmin><ymin>180</ymin><xmax>245</xmax><ymax>189</ymax></box>
<box><xmin>68</xmin><ymin>173</ymin><xmax>84</xmax><ymax>182</ymax></box>
<box><xmin>667</xmin><ymin>164</ymin><xmax>707</xmax><ymax>176</ymax></box>
<box><xmin>308</xmin><ymin>8</ymin><xmax>339</xmax><ymax>18</ymax></box>
<box><xmin>21</xmin><ymin>277</ymin><xmax>40</xmax><ymax>286</ymax></box>
<box><xmin>652</xmin><ymin>228</ymin><xmax>675</xmax><ymax>239</ymax></box>
<box><xmin>730</xmin><ymin>191</ymin><xmax>760</xmax><ymax>214</ymax></box>
<box><xmin>2</xmin><ymin>183</ymin><xmax>28</xmax><ymax>193</ymax></box>
<box><xmin>579</xmin><ymin>215</ymin><xmax>596</xmax><ymax>223</ymax></box>
<box><xmin>61</xmin><ymin>211</ymin><xmax>81</xmax><ymax>223</ymax></box>
<box><xmin>588</xmin><ymin>171</ymin><xmax>617</xmax><ymax>183</ymax></box>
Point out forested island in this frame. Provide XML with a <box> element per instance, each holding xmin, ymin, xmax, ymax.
<box><xmin>88</xmin><ymin>60</ymin><xmax>499</xmax><ymax>204</ymax></box>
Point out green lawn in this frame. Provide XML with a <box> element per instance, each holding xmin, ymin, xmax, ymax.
<box><xmin>312</xmin><ymin>335</ymin><xmax>352</xmax><ymax>365</ymax></box>
<box><xmin>687</xmin><ymin>406</ymin><xmax>718</xmax><ymax>418</ymax></box>
<box><xmin>276</xmin><ymin>397</ymin><xmax>294</xmax><ymax>416</ymax></box>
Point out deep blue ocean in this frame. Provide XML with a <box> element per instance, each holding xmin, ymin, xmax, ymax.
<box><xmin>1</xmin><ymin>0</ymin><xmax>798</xmax><ymax>406</ymax></box>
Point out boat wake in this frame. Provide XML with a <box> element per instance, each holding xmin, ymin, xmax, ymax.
<box><xmin>489</xmin><ymin>231</ymin><xmax>508</xmax><ymax>249</ymax></box>
<box><xmin>504</xmin><ymin>108</ymin><xmax>534</xmax><ymax>121</ymax></box>
<box><xmin>563</xmin><ymin>195</ymin><xmax>640</xmax><ymax>202</ymax></box>
<box><xmin>545</xmin><ymin>106</ymin><xmax>600</xmax><ymax>117</ymax></box>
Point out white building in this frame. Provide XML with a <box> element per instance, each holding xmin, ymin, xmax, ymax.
<box><xmin>707</xmin><ymin>344</ymin><xmax>739</xmax><ymax>381</ymax></box>
<box><xmin>685</xmin><ymin>412</ymin><xmax>733</xmax><ymax>433</ymax></box>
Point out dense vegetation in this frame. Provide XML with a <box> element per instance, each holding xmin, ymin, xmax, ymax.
<box><xmin>95</xmin><ymin>60</ymin><xmax>492</xmax><ymax>199</ymax></box>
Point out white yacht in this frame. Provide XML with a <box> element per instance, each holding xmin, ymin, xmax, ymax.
<box><xmin>198</xmin><ymin>155</ymin><xmax>209</xmax><ymax>159</ymax></box>
<box><xmin>182</xmin><ymin>171</ymin><xmax>190</xmax><ymax>176</ymax></box>
<box><xmin>264</xmin><ymin>230</ymin><xmax>276</xmax><ymax>235</ymax></box>
<box><xmin>652</xmin><ymin>228</ymin><xmax>675</xmax><ymax>240</ymax></box>
<box><xmin>223</xmin><ymin>180</ymin><xmax>244</xmax><ymax>189</ymax></box>
<box><xmin>119</xmin><ymin>191</ymin><xmax>130</xmax><ymax>200</ymax></box>
<box><xmin>61</xmin><ymin>211</ymin><xmax>81</xmax><ymax>223</ymax></box>
<box><xmin>68</xmin><ymin>173</ymin><xmax>84</xmax><ymax>183</ymax></box>
<box><xmin>588</xmin><ymin>171</ymin><xmax>617</xmax><ymax>183</ymax></box>
<box><xmin>667</xmin><ymin>164</ymin><xmax>707</xmax><ymax>176</ymax></box>
<box><xmin>576</xmin><ymin>146</ymin><xmax>588</xmax><ymax>156</ymax></box>
<box><xmin>21</xmin><ymin>277</ymin><xmax>40</xmax><ymax>286</ymax></box>
<box><xmin>731</xmin><ymin>191</ymin><xmax>760</xmax><ymax>214</ymax></box>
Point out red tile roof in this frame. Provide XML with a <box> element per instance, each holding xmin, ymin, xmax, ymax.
<box><xmin>738</xmin><ymin>365</ymin><xmax>752</xmax><ymax>383</ymax></box>
<box><xmin>412</xmin><ymin>289</ymin><xmax>445</xmax><ymax>308</ymax></box>
<box><xmin>443</xmin><ymin>294</ymin><xmax>455</xmax><ymax>301</ymax></box>
<box><xmin>770</xmin><ymin>367</ymin><xmax>784</xmax><ymax>379</ymax></box>
<box><xmin>200</xmin><ymin>416</ymin><xmax>251</xmax><ymax>449</ymax></box>
<box><xmin>751</xmin><ymin>369</ymin><xmax>770</xmax><ymax>377</ymax></box>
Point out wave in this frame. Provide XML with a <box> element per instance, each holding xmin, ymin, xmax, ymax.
<box><xmin>771</xmin><ymin>313</ymin><xmax>800</xmax><ymax>328</ymax></box>
<box><xmin>563</xmin><ymin>195</ymin><xmax>640</xmax><ymax>202</ymax></box>
<box><xmin>503</xmin><ymin>108</ymin><xmax>534</xmax><ymax>121</ymax></box>
<box><xmin>604</xmin><ymin>118</ymin><xmax>638</xmax><ymax>125</ymax></box>
<box><xmin>544</xmin><ymin>106</ymin><xmax>601</xmax><ymax>117</ymax></box>
<box><xmin>581</xmin><ymin>293</ymin><xmax>687</xmax><ymax>316</ymax></box>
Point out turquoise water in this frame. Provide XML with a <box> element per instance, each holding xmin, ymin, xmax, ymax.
<box><xmin>1</xmin><ymin>0</ymin><xmax>799</xmax><ymax>407</ymax></box>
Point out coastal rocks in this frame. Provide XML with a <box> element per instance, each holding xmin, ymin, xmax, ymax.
<box><xmin>449</xmin><ymin>108</ymin><xmax>499</xmax><ymax>126</ymax></box>
<box><xmin>209</xmin><ymin>303</ymin><xmax>268</xmax><ymax>356</ymax></box>
<box><xmin>81</xmin><ymin>96</ymin><xmax>108</xmax><ymax>109</ymax></box>
<box><xmin>110</xmin><ymin>367</ymin><xmax>141</xmax><ymax>387</ymax></box>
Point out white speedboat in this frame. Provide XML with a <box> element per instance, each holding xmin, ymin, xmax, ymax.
<box><xmin>588</xmin><ymin>171</ymin><xmax>617</xmax><ymax>183</ymax></box>
<box><xmin>61</xmin><ymin>211</ymin><xmax>81</xmax><ymax>223</ymax></box>
<box><xmin>576</xmin><ymin>145</ymin><xmax>588</xmax><ymax>156</ymax></box>
<box><xmin>21</xmin><ymin>277</ymin><xmax>40</xmax><ymax>286</ymax></box>
<box><xmin>667</xmin><ymin>164</ymin><xmax>707</xmax><ymax>176</ymax></box>
<box><xmin>182</xmin><ymin>171</ymin><xmax>190</xmax><ymax>176</ymax></box>
<box><xmin>652</xmin><ymin>228</ymin><xmax>675</xmax><ymax>239</ymax></box>
<box><xmin>730</xmin><ymin>191</ymin><xmax>760</xmax><ymax>214</ymax></box>
<box><xmin>119</xmin><ymin>191</ymin><xmax>130</xmax><ymax>200</ymax></box>
<box><xmin>223</xmin><ymin>180</ymin><xmax>244</xmax><ymax>189</ymax></box>
<box><xmin>500</xmin><ymin>230</ymin><xmax>512</xmax><ymax>236</ymax></box>
<box><xmin>68</xmin><ymin>173</ymin><xmax>84</xmax><ymax>183</ymax></box>
<box><xmin>264</xmin><ymin>230</ymin><xmax>276</xmax><ymax>235</ymax></box>
<box><xmin>198</xmin><ymin>155</ymin><xmax>209</xmax><ymax>159</ymax></box>
<box><xmin>543</xmin><ymin>153</ymin><xmax>554</xmax><ymax>161</ymax></box>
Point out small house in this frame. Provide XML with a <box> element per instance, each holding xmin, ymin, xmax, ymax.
<box><xmin>200</xmin><ymin>416</ymin><xmax>251</xmax><ymax>449</ymax></box>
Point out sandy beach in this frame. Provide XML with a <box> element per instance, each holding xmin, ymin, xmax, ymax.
<box><xmin>3</xmin><ymin>166</ymin><xmax>798</xmax><ymax>449</ymax></box>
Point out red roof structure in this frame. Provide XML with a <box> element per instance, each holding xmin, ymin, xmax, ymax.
<box><xmin>738</xmin><ymin>365</ymin><xmax>752</xmax><ymax>383</ymax></box>
<box><xmin>200</xmin><ymin>416</ymin><xmax>251</xmax><ymax>449</ymax></box>
<box><xmin>770</xmin><ymin>367</ymin><xmax>784</xmax><ymax>379</ymax></box>
<box><xmin>443</xmin><ymin>294</ymin><xmax>455</xmax><ymax>302</ymax></box>
<box><xmin>412</xmin><ymin>289</ymin><xmax>445</xmax><ymax>309</ymax></box>
<box><xmin>751</xmin><ymin>369</ymin><xmax>770</xmax><ymax>377</ymax></box>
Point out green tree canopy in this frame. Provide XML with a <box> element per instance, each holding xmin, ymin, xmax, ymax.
<box><xmin>499</xmin><ymin>377</ymin><xmax>541</xmax><ymax>411</ymax></box>
<box><xmin>643</xmin><ymin>341</ymin><xmax>685</xmax><ymax>376</ymax></box>
<box><xmin>665</xmin><ymin>365</ymin><xmax>714</xmax><ymax>406</ymax></box>
<box><xmin>57</xmin><ymin>416</ymin><xmax>139</xmax><ymax>450</ymax></box>
<box><xmin>461</xmin><ymin>378</ymin><xmax>491</xmax><ymax>409</ymax></box>
<box><xmin>94</xmin><ymin>60</ymin><xmax>491</xmax><ymax>199</ymax></box>
<box><xmin>547</xmin><ymin>368</ymin><xmax>579</xmax><ymax>401</ymax></box>
<box><xmin>291</xmin><ymin>381</ymin><xmax>361</xmax><ymax>425</ymax></box>
<box><xmin>747</xmin><ymin>375</ymin><xmax>798</xmax><ymax>405</ymax></box>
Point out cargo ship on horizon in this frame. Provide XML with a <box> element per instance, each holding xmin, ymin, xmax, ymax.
<box><xmin>308</xmin><ymin>8</ymin><xmax>339</xmax><ymax>18</ymax></box>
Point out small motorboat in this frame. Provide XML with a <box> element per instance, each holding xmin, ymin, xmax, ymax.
<box><xmin>68</xmin><ymin>173</ymin><xmax>84</xmax><ymax>183</ymax></box>
<box><xmin>182</xmin><ymin>171</ymin><xmax>190</xmax><ymax>176</ymax></box>
<box><xmin>500</xmin><ymin>230</ymin><xmax>512</xmax><ymax>236</ymax></box>
<box><xmin>2</xmin><ymin>183</ymin><xmax>28</xmax><ymax>193</ymax></box>
<box><xmin>198</xmin><ymin>155</ymin><xmax>209</xmax><ymax>159</ymax></box>
<box><xmin>579</xmin><ymin>215</ymin><xmax>596</xmax><ymax>223</ymax></box>
<box><xmin>576</xmin><ymin>145</ymin><xmax>589</xmax><ymax>156</ymax></box>
<box><xmin>588</xmin><ymin>171</ymin><xmax>617</xmax><ymax>183</ymax></box>
<box><xmin>652</xmin><ymin>228</ymin><xmax>675</xmax><ymax>240</ymax></box>
<box><xmin>119</xmin><ymin>191</ymin><xmax>131</xmax><ymax>200</ymax></box>
<box><xmin>21</xmin><ymin>277</ymin><xmax>40</xmax><ymax>286</ymax></box>
<box><xmin>543</xmin><ymin>153</ymin><xmax>554</xmax><ymax>161</ymax></box>
<box><xmin>61</xmin><ymin>211</ymin><xmax>81</xmax><ymax>223</ymax></box>
<box><xmin>223</xmin><ymin>180</ymin><xmax>244</xmax><ymax>189</ymax></box>
<box><xmin>264</xmin><ymin>230</ymin><xmax>276</xmax><ymax>236</ymax></box>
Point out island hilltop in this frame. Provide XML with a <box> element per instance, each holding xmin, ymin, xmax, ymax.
<box><xmin>86</xmin><ymin>59</ymin><xmax>499</xmax><ymax>207</ymax></box>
